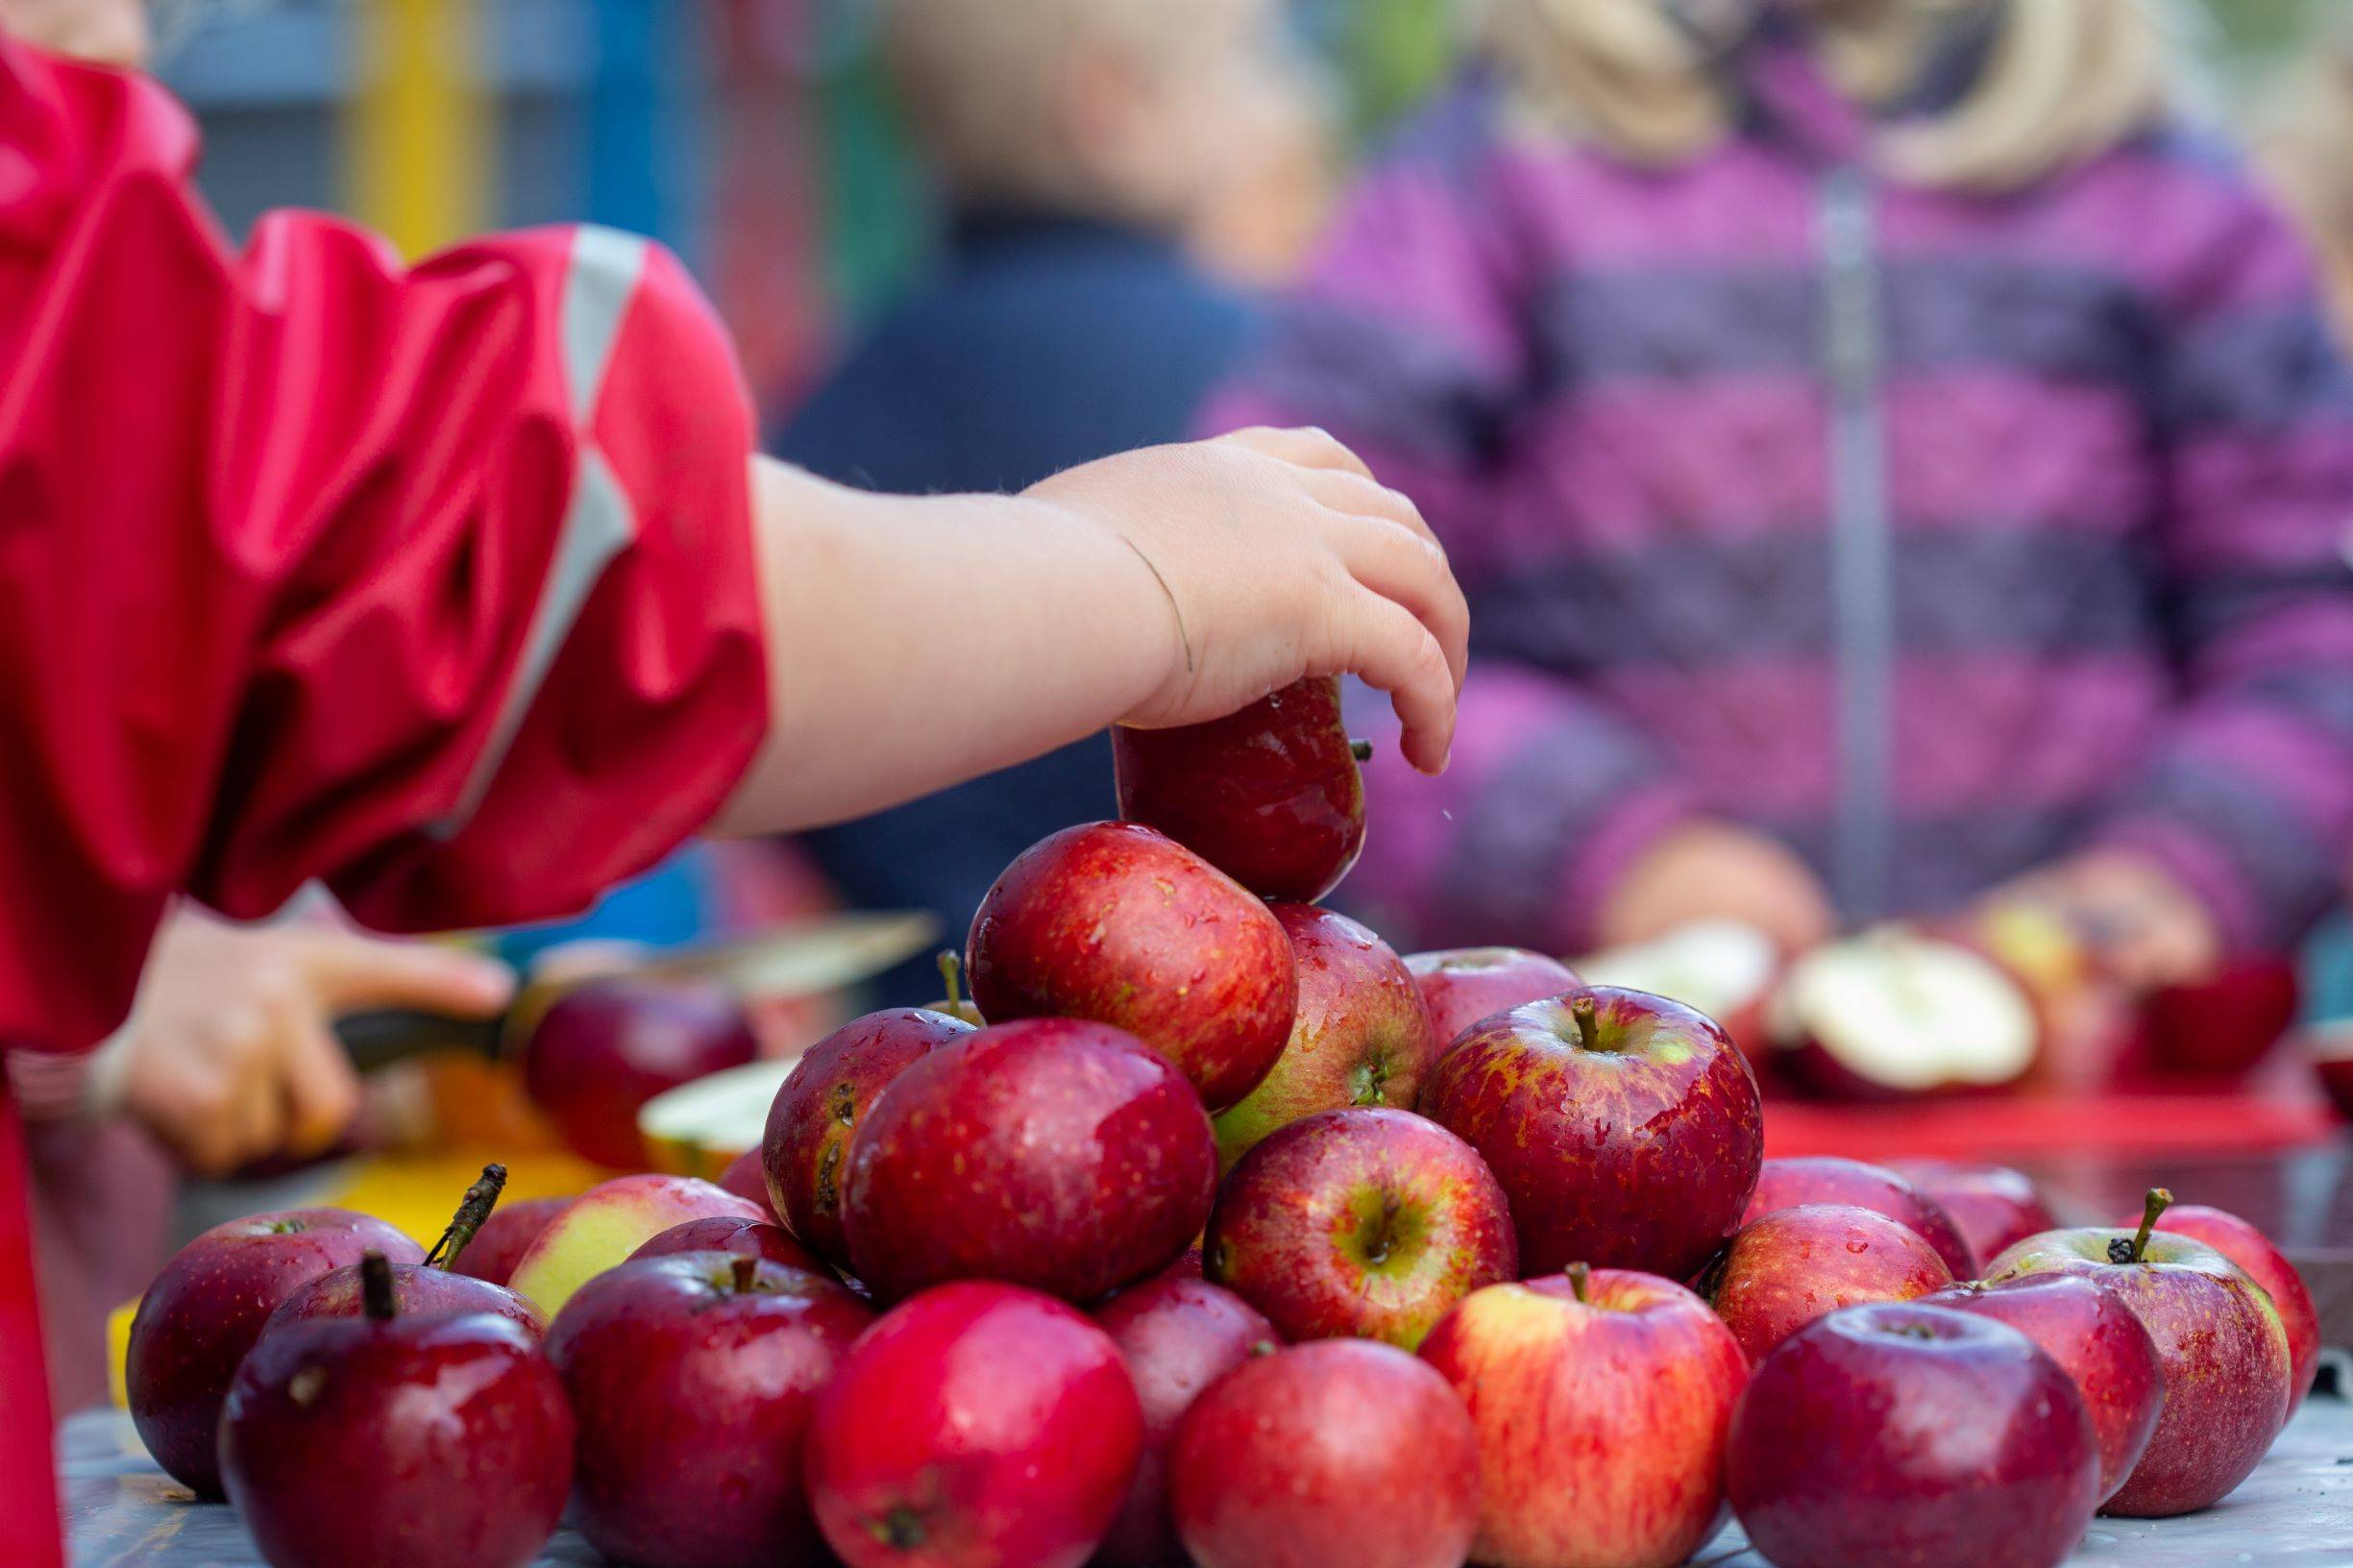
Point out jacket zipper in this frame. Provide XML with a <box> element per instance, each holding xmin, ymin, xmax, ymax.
<box><xmin>1819</xmin><ymin>168</ymin><xmax>1892</xmax><ymax>922</ymax></box>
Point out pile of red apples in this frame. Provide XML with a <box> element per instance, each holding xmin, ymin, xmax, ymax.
<box><xmin>122</xmin><ymin>677</ymin><xmax>2322</xmax><ymax>1568</ymax></box>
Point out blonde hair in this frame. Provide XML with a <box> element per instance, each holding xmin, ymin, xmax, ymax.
<box><xmin>879</xmin><ymin>0</ymin><xmax>1273</xmax><ymax>214</ymax></box>
<box><xmin>1484</xmin><ymin>0</ymin><xmax>2172</xmax><ymax>192</ymax></box>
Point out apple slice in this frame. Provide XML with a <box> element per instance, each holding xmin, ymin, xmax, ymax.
<box><xmin>1771</xmin><ymin>927</ymin><xmax>2037</xmax><ymax>1098</ymax></box>
<box><xmin>637</xmin><ymin>1057</ymin><xmax>795</xmax><ymax>1179</ymax></box>
<box><xmin>1576</xmin><ymin>919</ymin><xmax>1777</xmax><ymax>1060</ymax></box>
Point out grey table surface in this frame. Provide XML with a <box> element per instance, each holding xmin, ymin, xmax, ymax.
<box><xmin>64</xmin><ymin>1399</ymin><xmax>2353</xmax><ymax>1566</ymax></box>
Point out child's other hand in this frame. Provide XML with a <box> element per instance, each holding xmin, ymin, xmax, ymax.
<box><xmin>1030</xmin><ymin>428</ymin><xmax>1469</xmax><ymax>773</ymax></box>
<box><xmin>1988</xmin><ymin>850</ymin><xmax>2224</xmax><ymax>994</ymax></box>
<box><xmin>1594</xmin><ymin>821</ymin><xmax>1838</xmax><ymax>959</ymax></box>
<box><xmin>109</xmin><ymin>910</ymin><xmax>514</xmax><ymax>1176</ymax></box>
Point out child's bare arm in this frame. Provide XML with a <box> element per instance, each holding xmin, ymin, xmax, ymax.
<box><xmin>716</xmin><ymin>428</ymin><xmax>1468</xmax><ymax>836</ymax></box>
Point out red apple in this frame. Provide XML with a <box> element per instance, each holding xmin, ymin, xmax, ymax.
<box><xmin>966</xmin><ymin>821</ymin><xmax>1296</xmax><ymax>1110</ymax></box>
<box><xmin>1404</xmin><ymin>947</ymin><xmax>1581</xmax><ymax>1058</ymax></box>
<box><xmin>127</xmin><ymin>1208</ymin><xmax>423</xmax><ymax>1497</ymax></box>
<box><xmin>2140</xmin><ymin>959</ymin><xmax>2299</xmax><ymax>1077</ymax></box>
<box><xmin>805</xmin><ymin>1282</ymin><xmax>1143</xmax><ymax>1568</ymax></box>
<box><xmin>844</xmin><ymin>1018</ymin><xmax>1216</xmax><ymax>1303</ymax></box>
<box><xmin>1169</xmin><ymin>1339</ymin><xmax>1479</xmax><ymax>1568</ymax></box>
<box><xmin>1424</xmin><ymin>989</ymin><xmax>1763</xmax><ymax>1281</ymax></box>
<box><xmin>627</xmin><ymin>1214</ymin><xmax>827</xmax><ymax>1276</ymax></box>
<box><xmin>1419</xmin><ymin>1265</ymin><xmax>1747</xmax><ymax>1568</ymax></box>
<box><xmin>1769</xmin><ymin>928</ymin><xmax>2038</xmax><ymax>1098</ymax></box>
<box><xmin>523</xmin><ymin>975</ymin><xmax>760</xmax><ymax>1168</ymax></box>
<box><xmin>716</xmin><ymin>1147</ymin><xmax>777</xmax><ymax>1218</ymax></box>
<box><xmin>1576</xmin><ymin>919</ymin><xmax>1778</xmax><ymax>1064</ymax></box>
<box><xmin>264</xmin><ymin>1259</ymin><xmax>542</xmax><ymax>1340</ymax></box>
<box><xmin>1924</xmin><ymin>1276</ymin><xmax>2165</xmax><ymax>1503</ymax></box>
<box><xmin>1092</xmin><ymin>1274</ymin><xmax>1280</xmax><ymax>1568</ymax></box>
<box><xmin>1885</xmin><ymin>1159</ymin><xmax>2057</xmax><ymax>1269</ymax></box>
<box><xmin>1726</xmin><ymin>1303</ymin><xmax>2101</xmax><ymax>1568</ymax></box>
<box><xmin>550</xmin><ymin>1251</ymin><xmax>873</xmax><ymax>1568</ymax></box>
<box><xmin>1986</xmin><ymin>1190</ymin><xmax>2292</xmax><ymax>1516</ymax></box>
<box><xmin>1112</xmin><ymin>674</ymin><xmax>1366</xmax><ymax>904</ymax></box>
<box><xmin>1207</xmin><ymin>1107</ymin><xmax>1516</xmax><ymax>1349</ymax></box>
<box><xmin>2138</xmin><ymin>1203</ymin><xmax>2318</xmax><ymax>1417</ymax></box>
<box><xmin>449</xmin><ymin>1195</ymin><xmax>572</xmax><ymax>1286</ymax></box>
<box><xmin>1213</xmin><ymin>904</ymin><xmax>1440</xmax><ymax>1169</ymax></box>
<box><xmin>1706</xmin><ymin>1204</ymin><xmax>1953</xmax><ymax>1364</ymax></box>
<box><xmin>761</xmin><ymin>1006</ymin><xmax>973</xmax><ymax>1269</ymax></box>
<box><xmin>219</xmin><ymin>1254</ymin><xmax>574</xmax><ymax>1568</ymax></box>
<box><xmin>1744</xmin><ymin>1157</ymin><xmax>1976</xmax><ymax>1278</ymax></box>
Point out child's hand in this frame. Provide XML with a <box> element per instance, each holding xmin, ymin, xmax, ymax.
<box><xmin>1030</xmin><ymin>428</ymin><xmax>1469</xmax><ymax>773</ymax></box>
<box><xmin>1986</xmin><ymin>850</ymin><xmax>2224</xmax><ymax>993</ymax></box>
<box><xmin>106</xmin><ymin>910</ymin><xmax>514</xmax><ymax>1176</ymax></box>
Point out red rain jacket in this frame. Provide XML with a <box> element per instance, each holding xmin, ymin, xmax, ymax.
<box><xmin>0</xmin><ymin>38</ymin><xmax>769</xmax><ymax>1559</ymax></box>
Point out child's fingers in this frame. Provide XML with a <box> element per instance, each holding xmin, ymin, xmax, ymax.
<box><xmin>296</xmin><ymin>932</ymin><xmax>517</xmax><ymax>1017</ymax></box>
<box><xmin>1336</xmin><ymin>517</ymin><xmax>1471</xmax><ymax>692</ymax></box>
<box><xmin>1301</xmin><ymin>466</ymin><xmax>1442</xmax><ymax>548</ymax></box>
<box><xmin>275</xmin><ymin>1015</ymin><xmax>363</xmax><ymax>1159</ymax></box>
<box><xmin>1217</xmin><ymin>425</ymin><xmax>1380</xmax><ymax>483</ymax></box>
<box><xmin>1342</xmin><ymin>592</ymin><xmax>1458</xmax><ymax>775</ymax></box>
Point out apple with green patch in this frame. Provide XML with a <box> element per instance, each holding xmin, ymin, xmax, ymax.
<box><xmin>1213</xmin><ymin>904</ymin><xmax>1439</xmax><ymax>1170</ymax></box>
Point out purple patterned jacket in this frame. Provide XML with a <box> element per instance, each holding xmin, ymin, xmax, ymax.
<box><xmin>1209</xmin><ymin>44</ymin><xmax>2353</xmax><ymax>959</ymax></box>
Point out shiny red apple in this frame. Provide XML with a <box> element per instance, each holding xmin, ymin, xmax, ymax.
<box><xmin>844</xmin><ymin>1018</ymin><xmax>1216</xmax><ymax>1303</ymax></box>
<box><xmin>1726</xmin><ymin>1303</ymin><xmax>2101</xmax><ymax>1568</ymax></box>
<box><xmin>626</xmin><ymin>1214</ymin><xmax>826</xmax><ymax>1275</ymax></box>
<box><xmin>2139</xmin><ymin>1202</ymin><xmax>2319</xmax><ymax>1418</ymax></box>
<box><xmin>1420</xmin><ymin>1265</ymin><xmax>1747</xmax><ymax>1568</ymax></box>
<box><xmin>264</xmin><ymin>1258</ymin><xmax>542</xmax><ymax>1340</ymax></box>
<box><xmin>219</xmin><ymin>1254</ymin><xmax>573</xmax><ymax>1568</ymax></box>
<box><xmin>523</xmin><ymin>975</ymin><xmax>759</xmax><ymax>1168</ymax></box>
<box><xmin>128</xmin><ymin>1208</ymin><xmax>423</xmax><ymax>1497</ymax></box>
<box><xmin>1886</xmin><ymin>1159</ymin><xmax>2056</xmax><ymax>1268</ymax></box>
<box><xmin>1112</xmin><ymin>674</ymin><xmax>1366</xmax><ymax>904</ymax></box>
<box><xmin>761</xmin><ymin>1006</ymin><xmax>973</xmax><ymax>1268</ymax></box>
<box><xmin>1986</xmin><ymin>1190</ymin><xmax>2292</xmax><ymax>1516</ymax></box>
<box><xmin>1169</xmin><ymin>1339</ymin><xmax>1479</xmax><ymax>1568</ymax></box>
<box><xmin>965</xmin><ymin>821</ymin><xmax>1296</xmax><ymax>1110</ymax></box>
<box><xmin>550</xmin><ymin>1252</ymin><xmax>873</xmax><ymax>1568</ymax></box>
<box><xmin>1924</xmin><ymin>1276</ymin><xmax>2165</xmax><ymax>1503</ymax></box>
<box><xmin>1744</xmin><ymin>1156</ymin><xmax>1976</xmax><ymax>1278</ymax></box>
<box><xmin>1207</xmin><ymin>1107</ymin><xmax>1516</xmax><ymax>1349</ymax></box>
<box><xmin>1092</xmin><ymin>1274</ymin><xmax>1280</xmax><ymax>1568</ymax></box>
<box><xmin>1213</xmin><ymin>904</ymin><xmax>1439</xmax><ymax>1169</ymax></box>
<box><xmin>1404</xmin><ymin>947</ymin><xmax>1581</xmax><ymax>1057</ymax></box>
<box><xmin>1707</xmin><ymin>1203</ymin><xmax>1953</xmax><ymax>1364</ymax></box>
<box><xmin>805</xmin><ymin>1282</ymin><xmax>1143</xmax><ymax>1568</ymax></box>
<box><xmin>1424</xmin><ymin>988</ymin><xmax>1762</xmax><ymax>1281</ymax></box>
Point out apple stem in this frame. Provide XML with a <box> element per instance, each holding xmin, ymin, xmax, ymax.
<box><xmin>936</xmin><ymin>950</ymin><xmax>965</xmax><ymax>1013</ymax></box>
<box><xmin>359</xmin><ymin>1251</ymin><xmax>398</xmax><ymax>1322</ymax></box>
<box><xmin>2113</xmin><ymin>1188</ymin><xmax>2172</xmax><ymax>1265</ymax></box>
<box><xmin>1571</xmin><ymin>994</ymin><xmax>1602</xmax><ymax>1047</ymax></box>
<box><xmin>424</xmin><ymin>1163</ymin><xmax>508</xmax><ymax>1270</ymax></box>
<box><xmin>730</xmin><ymin>1254</ymin><xmax>759</xmax><ymax>1294</ymax></box>
<box><xmin>1567</xmin><ymin>1262</ymin><xmax>1591</xmax><ymax>1305</ymax></box>
<box><xmin>1350</xmin><ymin>739</ymin><xmax>1374</xmax><ymax>763</ymax></box>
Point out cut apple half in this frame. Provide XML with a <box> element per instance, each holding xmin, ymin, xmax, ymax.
<box><xmin>638</xmin><ymin>1057</ymin><xmax>796</xmax><ymax>1179</ymax></box>
<box><xmin>1577</xmin><ymin>919</ymin><xmax>1778</xmax><ymax>1048</ymax></box>
<box><xmin>1772</xmin><ymin>928</ymin><xmax>2038</xmax><ymax>1096</ymax></box>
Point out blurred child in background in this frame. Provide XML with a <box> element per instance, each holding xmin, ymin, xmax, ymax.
<box><xmin>773</xmin><ymin>0</ymin><xmax>1335</xmax><ymax>1004</ymax></box>
<box><xmin>1214</xmin><ymin>0</ymin><xmax>2353</xmax><ymax>1012</ymax></box>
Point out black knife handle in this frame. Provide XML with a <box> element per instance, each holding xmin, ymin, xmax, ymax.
<box><xmin>333</xmin><ymin>1009</ymin><xmax>507</xmax><ymax>1073</ymax></box>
